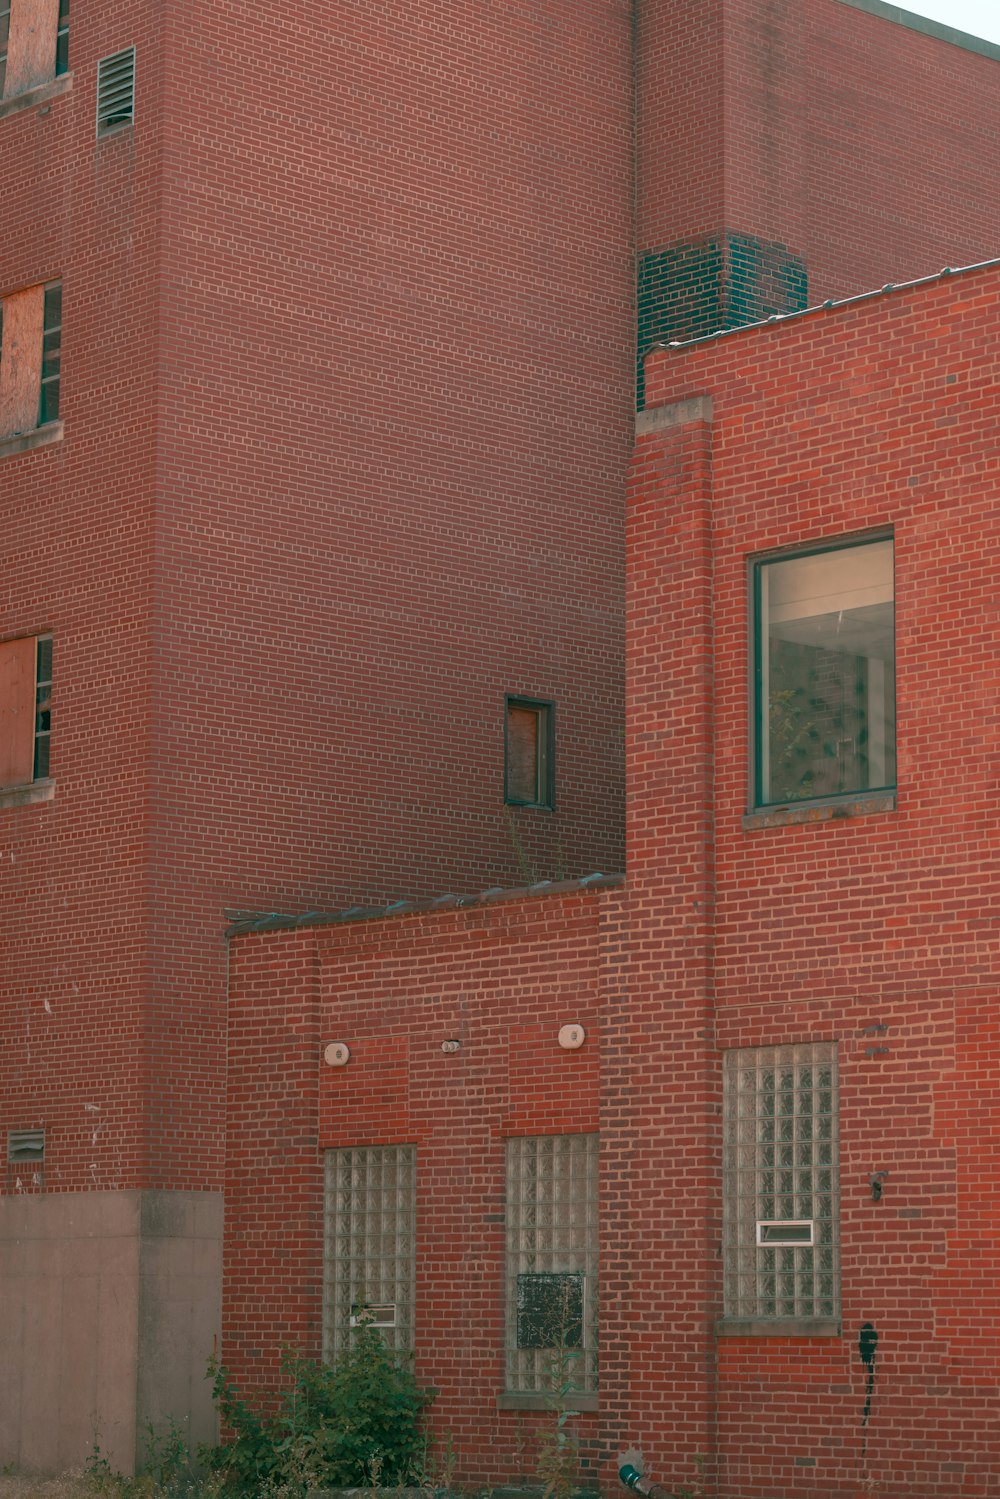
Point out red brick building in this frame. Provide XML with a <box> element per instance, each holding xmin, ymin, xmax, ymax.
<box><xmin>1</xmin><ymin>0</ymin><xmax>999</xmax><ymax>1480</ymax></box>
<box><xmin>228</xmin><ymin>257</ymin><xmax>1000</xmax><ymax>1499</ymax></box>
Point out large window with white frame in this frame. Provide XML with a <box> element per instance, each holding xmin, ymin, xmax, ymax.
<box><xmin>752</xmin><ymin>535</ymin><xmax>895</xmax><ymax>807</ymax></box>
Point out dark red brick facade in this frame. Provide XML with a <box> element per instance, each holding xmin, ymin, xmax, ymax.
<box><xmin>3</xmin><ymin>0</ymin><xmax>1000</xmax><ymax>1483</ymax></box>
<box><xmin>227</xmin><ymin>262</ymin><xmax>1000</xmax><ymax>1499</ymax></box>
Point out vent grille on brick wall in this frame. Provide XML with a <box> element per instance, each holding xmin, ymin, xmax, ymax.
<box><xmin>96</xmin><ymin>47</ymin><xmax>134</xmax><ymax>135</ymax></box>
<box><xmin>7</xmin><ymin>1129</ymin><xmax>44</xmax><ymax>1164</ymax></box>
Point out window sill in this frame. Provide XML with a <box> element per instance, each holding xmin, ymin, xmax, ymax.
<box><xmin>0</xmin><ymin>779</ymin><xmax>55</xmax><ymax>809</ymax></box>
<box><xmin>717</xmin><ymin>1317</ymin><xmax>840</xmax><ymax>1338</ymax></box>
<box><xmin>0</xmin><ymin>72</ymin><xmax>73</xmax><ymax>121</ymax></box>
<box><xmin>496</xmin><ymin>1392</ymin><xmax>599</xmax><ymax>1413</ymax></box>
<box><xmin>0</xmin><ymin>421</ymin><xmax>64</xmax><ymax>460</ymax></box>
<box><xmin>743</xmin><ymin>790</ymin><xmax>895</xmax><ymax>831</ymax></box>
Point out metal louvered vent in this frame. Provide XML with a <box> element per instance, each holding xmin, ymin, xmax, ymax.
<box><xmin>8</xmin><ymin>1129</ymin><xmax>44</xmax><ymax>1164</ymax></box>
<box><xmin>96</xmin><ymin>47</ymin><xmax>135</xmax><ymax>136</ymax></box>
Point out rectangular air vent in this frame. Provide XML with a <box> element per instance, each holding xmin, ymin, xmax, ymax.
<box><xmin>96</xmin><ymin>46</ymin><xmax>135</xmax><ymax>135</ymax></box>
<box><xmin>756</xmin><ymin>1219</ymin><xmax>814</xmax><ymax>1246</ymax></box>
<box><xmin>350</xmin><ymin>1303</ymin><xmax>396</xmax><ymax>1328</ymax></box>
<box><xmin>8</xmin><ymin>1129</ymin><xmax>44</xmax><ymax>1164</ymax></box>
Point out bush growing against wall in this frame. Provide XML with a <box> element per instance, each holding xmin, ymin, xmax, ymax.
<box><xmin>205</xmin><ymin>1323</ymin><xmax>434</xmax><ymax>1495</ymax></box>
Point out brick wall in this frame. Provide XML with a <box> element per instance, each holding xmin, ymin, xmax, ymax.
<box><xmin>637</xmin><ymin>0</ymin><xmax>1000</xmax><ymax>380</ymax></box>
<box><xmin>1</xmin><ymin>0</ymin><xmax>632</xmax><ymax>1200</ymax></box>
<box><xmin>223</xmin><ymin>264</ymin><xmax>1000</xmax><ymax>1499</ymax></box>
<box><xmin>635</xmin><ymin>261</ymin><xmax>1000</xmax><ymax>1497</ymax></box>
<box><xmin>225</xmin><ymin>885</ymin><xmax>618</xmax><ymax>1483</ymax></box>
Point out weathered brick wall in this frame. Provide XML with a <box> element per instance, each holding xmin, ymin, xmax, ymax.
<box><xmin>0</xmin><ymin>0</ymin><xmax>164</xmax><ymax>1192</ymax></box>
<box><xmin>637</xmin><ymin>261</ymin><xmax>1000</xmax><ymax>1498</ymax></box>
<box><xmin>225</xmin><ymin>886</ymin><xmax>619</xmax><ymax>1484</ymax></box>
<box><xmin>1</xmin><ymin>0</ymin><xmax>632</xmax><ymax>1199</ymax></box>
<box><xmin>637</xmin><ymin>0</ymin><xmax>1000</xmax><ymax>378</ymax></box>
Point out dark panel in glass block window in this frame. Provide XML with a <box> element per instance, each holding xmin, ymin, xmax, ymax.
<box><xmin>516</xmin><ymin>1272</ymin><xmax>583</xmax><ymax>1350</ymax></box>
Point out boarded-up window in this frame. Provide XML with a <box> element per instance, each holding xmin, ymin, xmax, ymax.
<box><xmin>2</xmin><ymin>0</ymin><xmax>63</xmax><ymax>98</ymax></box>
<box><xmin>505</xmin><ymin>697</ymin><xmax>554</xmax><ymax>808</ymax></box>
<box><xmin>0</xmin><ymin>637</ymin><xmax>41</xmax><ymax>788</ymax></box>
<box><xmin>0</xmin><ymin>285</ymin><xmax>45</xmax><ymax>440</ymax></box>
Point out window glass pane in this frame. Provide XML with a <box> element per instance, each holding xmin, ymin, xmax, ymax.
<box><xmin>39</xmin><ymin>285</ymin><xmax>61</xmax><ymax>425</ymax></box>
<box><xmin>758</xmin><ymin>539</ymin><xmax>894</xmax><ymax>805</ymax></box>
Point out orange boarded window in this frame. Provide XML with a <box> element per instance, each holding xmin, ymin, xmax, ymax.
<box><xmin>0</xmin><ymin>637</ymin><xmax>41</xmax><ymax>788</ymax></box>
<box><xmin>1</xmin><ymin>0</ymin><xmax>66</xmax><ymax>100</ymax></box>
<box><xmin>0</xmin><ymin>281</ymin><xmax>61</xmax><ymax>441</ymax></box>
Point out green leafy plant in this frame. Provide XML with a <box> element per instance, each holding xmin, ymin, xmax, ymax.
<box><xmin>535</xmin><ymin>1282</ymin><xmax>585</xmax><ymax>1499</ymax></box>
<box><xmin>204</xmin><ymin>1322</ymin><xmax>433</xmax><ymax>1497</ymax></box>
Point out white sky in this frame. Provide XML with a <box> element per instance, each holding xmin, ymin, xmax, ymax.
<box><xmin>901</xmin><ymin>1</ymin><xmax>1000</xmax><ymax>44</ymax></box>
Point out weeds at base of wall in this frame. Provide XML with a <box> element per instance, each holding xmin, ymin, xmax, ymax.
<box><xmin>204</xmin><ymin>1321</ymin><xmax>434</xmax><ymax>1497</ymax></box>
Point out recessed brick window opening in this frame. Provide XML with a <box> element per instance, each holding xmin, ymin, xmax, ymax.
<box><xmin>323</xmin><ymin>1144</ymin><xmax>416</xmax><ymax>1362</ymax></box>
<box><xmin>505</xmin><ymin>1133</ymin><xmax>598</xmax><ymax>1393</ymax></box>
<box><xmin>0</xmin><ymin>280</ymin><xmax>62</xmax><ymax>442</ymax></box>
<box><xmin>753</xmin><ymin>537</ymin><xmax>895</xmax><ymax>807</ymax></box>
<box><xmin>0</xmin><ymin>0</ymin><xmax>69</xmax><ymax>102</ymax></box>
<box><xmin>0</xmin><ymin>634</ymin><xmax>52</xmax><ymax>789</ymax></box>
<box><xmin>723</xmin><ymin>1043</ymin><xmax>839</xmax><ymax>1321</ymax></box>
<box><xmin>505</xmin><ymin>697</ymin><xmax>554</xmax><ymax>809</ymax></box>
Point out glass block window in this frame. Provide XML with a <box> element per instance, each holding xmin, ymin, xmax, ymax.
<box><xmin>723</xmin><ymin>1044</ymin><xmax>839</xmax><ymax>1320</ymax></box>
<box><xmin>753</xmin><ymin>537</ymin><xmax>895</xmax><ymax>806</ymax></box>
<box><xmin>505</xmin><ymin>1133</ymin><xmax>598</xmax><ymax>1393</ymax></box>
<box><xmin>323</xmin><ymin>1145</ymin><xmax>416</xmax><ymax>1362</ymax></box>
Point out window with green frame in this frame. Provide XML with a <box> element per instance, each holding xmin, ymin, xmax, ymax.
<box><xmin>752</xmin><ymin>536</ymin><xmax>895</xmax><ymax>807</ymax></box>
<box><xmin>505</xmin><ymin>696</ymin><xmax>554</xmax><ymax>809</ymax></box>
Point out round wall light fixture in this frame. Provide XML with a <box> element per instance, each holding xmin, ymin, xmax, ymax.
<box><xmin>558</xmin><ymin>1024</ymin><xmax>586</xmax><ymax>1050</ymax></box>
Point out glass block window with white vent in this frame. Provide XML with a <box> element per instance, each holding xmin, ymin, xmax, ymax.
<box><xmin>723</xmin><ymin>1044</ymin><xmax>839</xmax><ymax>1321</ymax></box>
<box><xmin>323</xmin><ymin>1145</ymin><xmax>416</xmax><ymax>1362</ymax></box>
<box><xmin>505</xmin><ymin>1133</ymin><xmax>598</xmax><ymax>1394</ymax></box>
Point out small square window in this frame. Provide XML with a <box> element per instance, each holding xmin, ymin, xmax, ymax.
<box><xmin>752</xmin><ymin>536</ymin><xmax>895</xmax><ymax>807</ymax></box>
<box><xmin>0</xmin><ymin>635</ymin><xmax>52</xmax><ymax>790</ymax></box>
<box><xmin>505</xmin><ymin>697</ymin><xmax>554</xmax><ymax>809</ymax></box>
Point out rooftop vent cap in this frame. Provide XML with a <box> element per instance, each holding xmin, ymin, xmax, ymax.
<box><xmin>97</xmin><ymin>47</ymin><xmax>135</xmax><ymax>136</ymax></box>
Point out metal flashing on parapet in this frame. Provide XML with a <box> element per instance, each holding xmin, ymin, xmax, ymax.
<box><xmin>225</xmin><ymin>871</ymin><xmax>625</xmax><ymax>936</ymax></box>
<box><xmin>834</xmin><ymin>0</ymin><xmax>1000</xmax><ymax>63</ymax></box>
